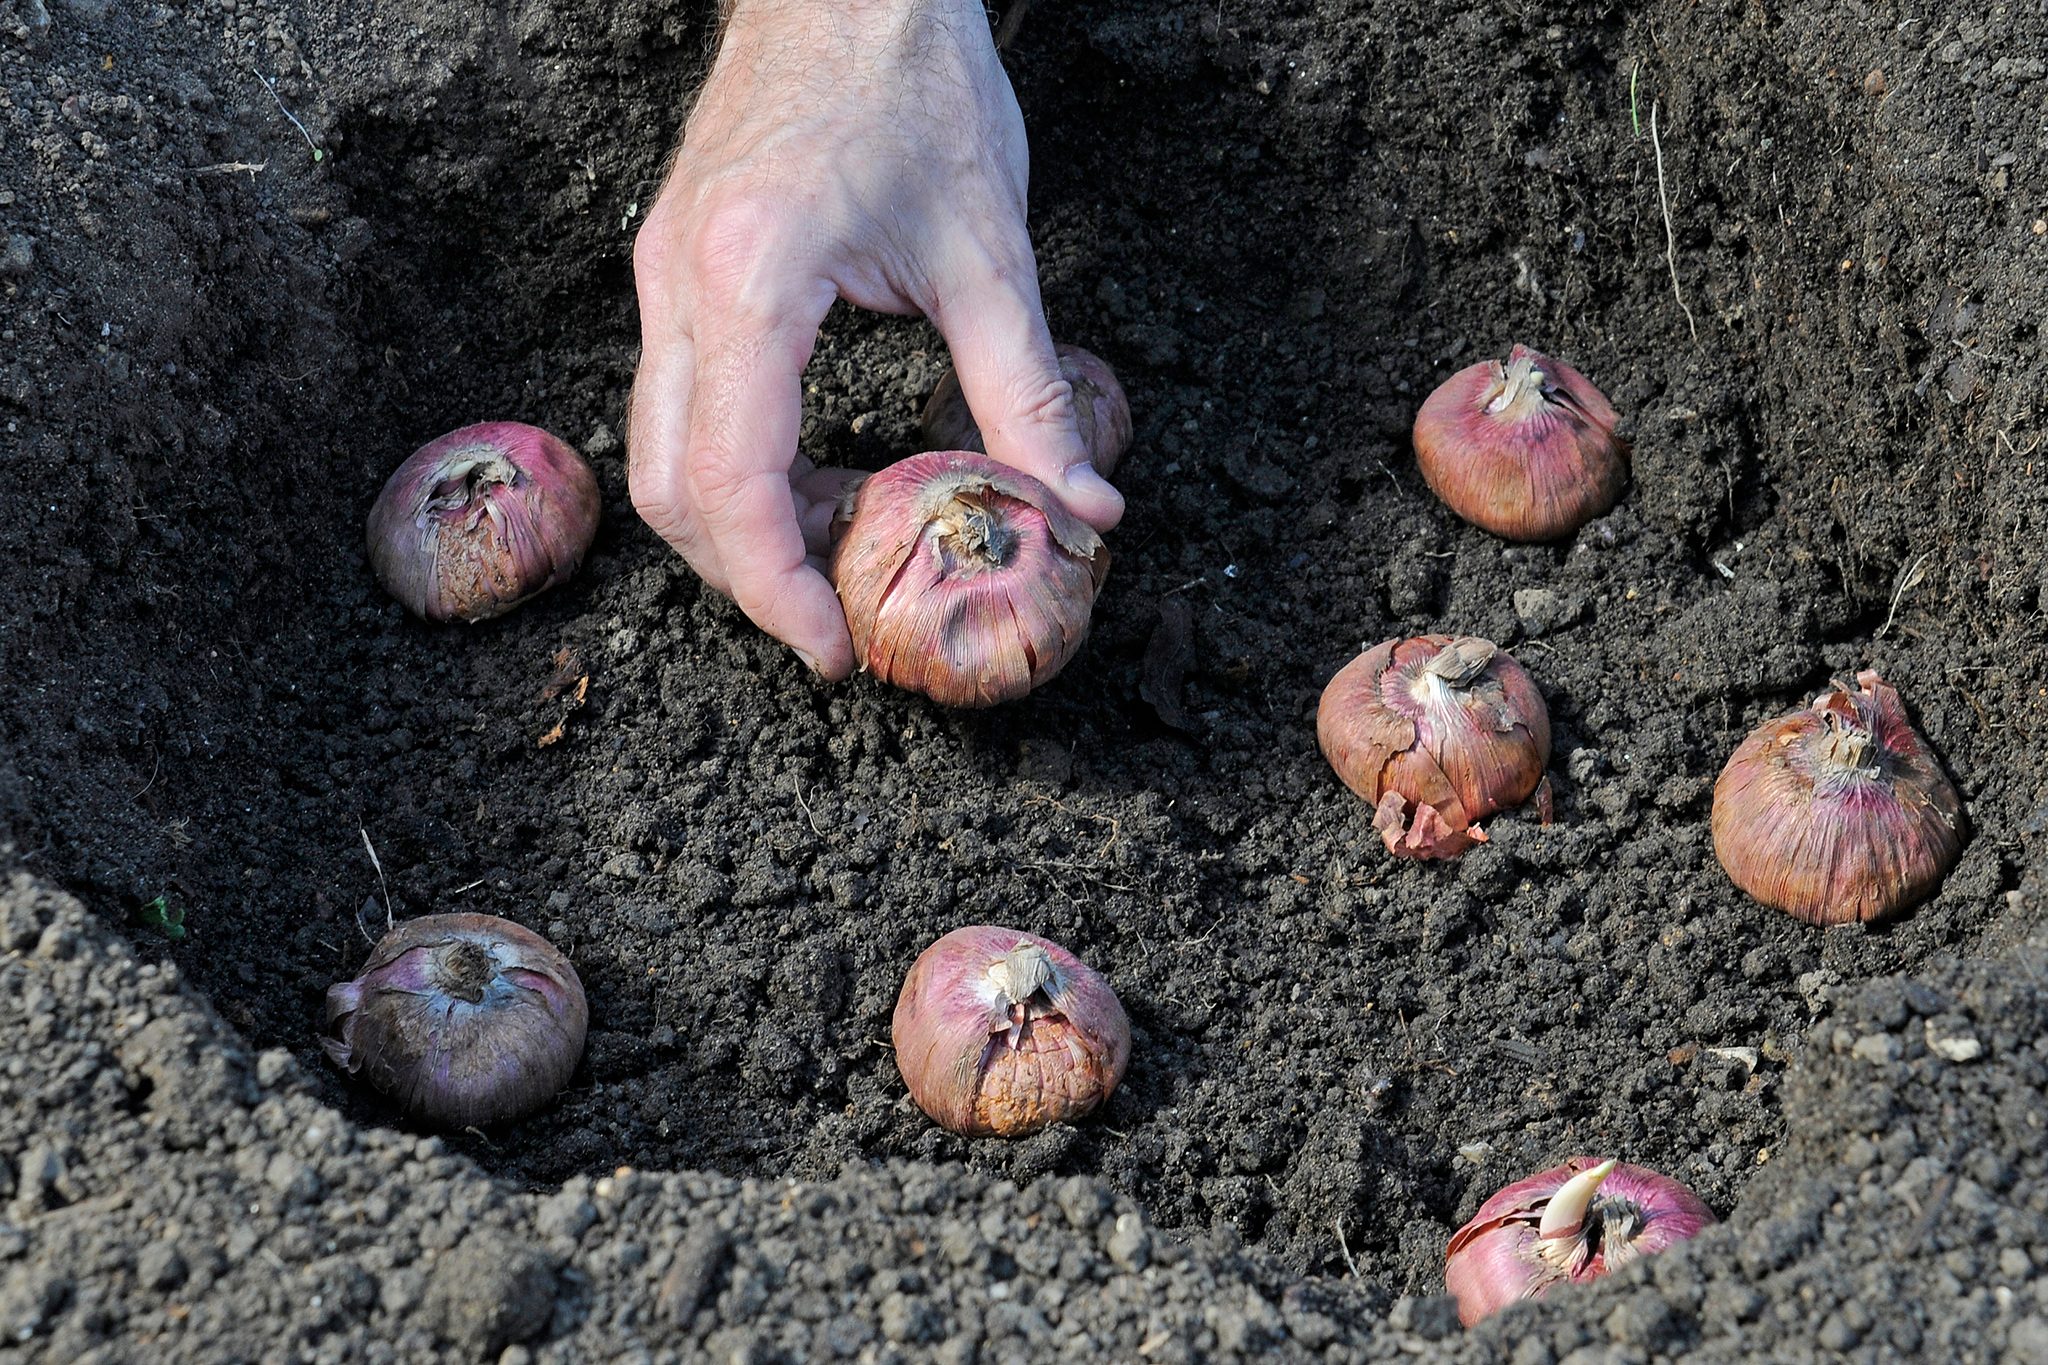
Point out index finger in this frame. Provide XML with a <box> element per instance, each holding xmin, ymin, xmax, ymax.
<box><xmin>930</xmin><ymin>232</ymin><xmax>1125</xmax><ymax>532</ymax></box>
<box><xmin>685</xmin><ymin>287</ymin><xmax>854</xmax><ymax>680</ymax></box>
<box><xmin>627</xmin><ymin>330</ymin><xmax>726</xmax><ymax>593</ymax></box>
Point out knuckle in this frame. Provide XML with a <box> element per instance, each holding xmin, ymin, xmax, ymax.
<box><xmin>630</xmin><ymin>218</ymin><xmax>673</xmax><ymax>286</ymax></box>
<box><xmin>627</xmin><ymin>470</ymin><xmax>689</xmax><ymax>552</ymax></box>
<box><xmin>977</xmin><ymin>370</ymin><xmax>1081</xmax><ymax>469</ymax></box>
<box><xmin>682</xmin><ymin>193</ymin><xmax>783</xmax><ymax>307</ymax></box>
<box><xmin>635</xmin><ymin>187</ymin><xmax>789</xmax><ymax>316</ymax></box>
<box><xmin>626</xmin><ymin>455</ymin><xmax>672</xmax><ymax>524</ymax></box>
<box><xmin>1012</xmin><ymin>372</ymin><xmax>1080</xmax><ymax>432</ymax></box>
<box><xmin>628</xmin><ymin>468</ymin><xmax>711</xmax><ymax>577</ymax></box>
<box><xmin>631</xmin><ymin>202</ymin><xmax>692</xmax><ymax>297</ymax></box>
<box><xmin>683</xmin><ymin>447</ymin><xmax>757</xmax><ymax>523</ymax></box>
<box><xmin>624</xmin><ymin>393</ymin><xmax>672</xmax><ymax>508</ymax></box>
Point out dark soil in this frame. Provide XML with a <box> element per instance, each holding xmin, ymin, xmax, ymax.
<box><xmin>4</xmin><ymin>0</ymin><xmax>2047</xmax><ymax>1357</ymax></box>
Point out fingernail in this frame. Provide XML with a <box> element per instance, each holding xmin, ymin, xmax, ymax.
<box><xmin>1062</xmin><ymin>463</ymin><xmax>1123</xmax><ymax>509</ymax></box>
<box><xmin>794</xmin><ymin>647</ymin><xmax>824</xmax><ymax>677</ymax></box>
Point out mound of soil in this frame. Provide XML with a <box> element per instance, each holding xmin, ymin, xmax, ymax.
<box><xmin>3</xmin><ymin>0</ymin><xmax>2045</xmax><ymax>1358</ymax></box>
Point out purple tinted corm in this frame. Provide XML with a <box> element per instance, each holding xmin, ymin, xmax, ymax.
<box><xmin>367</xmin><ymin>421</ymin><xmax>600</xmax><ymax>622</ymax></box>
<box><xmin>324</xmin><ymin>913</ymin><xmax>587</xmax><ymax>1128</ymax></box>
<box><xmin>1446</xmin><ymin>1158</ymin><xmax>1715</xmax><ymax>1326</ymax></box>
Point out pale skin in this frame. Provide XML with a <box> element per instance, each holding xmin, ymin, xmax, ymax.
<box><xmin>628</xmin><ymin>0</ymin><xmax>1124</xmax><ymax>678</ymax></box>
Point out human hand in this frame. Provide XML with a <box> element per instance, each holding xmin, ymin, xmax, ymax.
<box><xmin>627</xmin><ymin>0</ymin><xmax>1123</xmax><ymax>679</ymax></box>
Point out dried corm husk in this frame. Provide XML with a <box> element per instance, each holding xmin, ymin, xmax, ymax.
<box><xmin>1317</xmin><ymin>635</ymin><xmax>1551</xmax><ymax>859</ymax></box>
<box><xmin>1413</xmin><ymin>345</ymin><xmax>1628</xmax><ymax>541</ymax></box>
<box><xmin>367</xmin><ymin>421</ymin><xmax>600</xmax><ymax>622</ymax></box>
<box><xmin>921</xmin><ymin>343</ymin><xmax>1132</xmax><ymax>478</ymax></box>
<box><xmin>892</xmin><ymin>925</ymin><xmax>1130</xmax><ymax>1138</ymax></box>
<box><xmin>1712</xmin><ymin>669</ymin><xmax>1965</xmax><ymax>924</ymax></box>
<box><xmin>323</xmin><ymin>913</ymin><xmax>587</xmax><ymax>1128</ymax></box>
<box><xmin>830</xmin><ymin>450</ymin><xmax>1108</xmax><ymax>707</ymax></box>
<box><xmin>1446</xmin><ymin>1158</ymin><xmax>1715</xmax><ymax>1326</ymax></box>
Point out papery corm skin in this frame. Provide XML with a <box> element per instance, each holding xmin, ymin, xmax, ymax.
<box><xmin>1413</xmin><ymin>344</ymin><xmax>1628</xmax><ymax>541</ymax></box>
<box><xmin>892</xmin><ymin>925</ymin><xmax>1130</xmax><ymax>1138</ymax></box>
<box><xmin>323</xmin><ymin>912</ymin><xmax>588</xmax><ymax>1128</ymax></box>
<box><xmin>921</xmin><ymin>343</ymin><xmax>1132</xmax><ymax>478</ymax></box>
<box><xmin>1445</xmin><ymin>1157</ymin><xmax>1715</xmax><ymax>1326</ymax></box>
<box><xmin>829</xmin><ymin>450</ymin><xmax>1108</xmax><ymax>707</ymax></box>
<box><xmin>367</xmin><ymin>421</ymin><xmax>600</xmax><ymax>622</ymax></box>
<box><xmin>1712</xmin><ymin>669</ymin><xmax>1965</xmax><ymax>924</ymax></box>
<box><xmin>1316</xmin><ymin>635</ymin><xmax>1551</xmax><ymax>859</ymax></box>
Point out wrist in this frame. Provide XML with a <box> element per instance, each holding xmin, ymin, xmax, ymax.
<box><xmin>725</xmin><ymin>0</ymin><xmax>986</xmax><ymax>23</ymax></box>
<box><xmin>716</xmin><ymin>0</ymin><xmax>999</xmax><ymax>76</ymax></box>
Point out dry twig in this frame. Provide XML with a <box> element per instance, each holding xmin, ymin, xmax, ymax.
<box><xmin>1650</xmin><ymin>102</ymin><xmax>1699</xmax><ymax>342</ymax></box>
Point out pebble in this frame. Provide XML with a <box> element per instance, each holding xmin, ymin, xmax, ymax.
<box><xmin>264</xmin><ymin>1153</ymin><xmax>322</xmax><ymax>1205</ymax></box>
<box><xmin>0</xmin><ymin>235</ymin><xmax>33</xmax><ymax>279</ymax></box>
<box><xmin>255</xmin><ymin>1049</ymin><xmax>293</xmax><ymax>1087</ymax></box>
<box><xmin>12</xmin><ymin>1146</ymin><xmax>69</xmax><ymax>1212</ymax></box>
<box><xmin>535</xmin><ymin>1189</ymin><xmax>597</xmax><ymax>1242</ymax></box>
<box><xmin>1926</xmin><ymin>1016</ymin><xmax>1984</xmax><ymax>1062</ymax></box>
<box><xmin>878</xmin><ymin>1290</ymin><xmax>935</xmax><ymax>1343</ymax></box>
<box><xmin>656</xmin><ymin>1225</ymin><xmax>729</xmax><ymax>1324</ymax></box>
<box><xmin>601</xmin><ymin>852</ymin><xmax>647</xmax><ymax>879</ymax></box>
<box><xmin>1797</xmin><ymin>967</ymin><xmax>1843</xmax><ymax>1015</ymax></box>
<box><xmin>0</xmin><ymin>1267</ymin><xmax>70</xmax><ymax>1338</ymax></box>
<box><xmin>1107</xmin><ymin>1213</ymin><xmax>1150</xmax><ymax>1271</ymax></box>
<box><xmin>0</xmin><ymin>900</ymin><xmax>43</xmax><ymax>951</ymax></box>
<box><xmin>2013</xmin><ymin>1318</ymin><xmax>2048</xmax><ymax>1365</ymax></box>
<box><xmin>136</xmin><ymin>1243</ymin><xmax>187</xmax><ymax>1291</ymax></box>
<box><xmin>1817</xmin><ymin>1310</ymin><xmax>1862</xmax><ymax>1350</ymax></box>
<box><xmin>1057</xmin><ymin>1177</ymin><xmax>1110</xmax><ymax>1229</ymax></box>
<box><xmin>421</xmin><ymin>1235</ymin><xmax>558</xmax><ymax>1355</ymax></box>
<box><xmin>1605</xmin><ymin>1290</ymin><xmax>1674</xmax><ymax>1347</ymax></box>
<box><xmin>1387</xmin><ymin>1295</ymin><xmax>1460</xmax><ymax>1340</ymax></box>
<box><xmin>35</xmin><ymin>923</ymin><xmax>76</xmax><ymax>960</ymax></box>
<box><xmin>1513</xmin><ymin>586</ymin><xmax>1581</xmax><ymax>636</ymax></box>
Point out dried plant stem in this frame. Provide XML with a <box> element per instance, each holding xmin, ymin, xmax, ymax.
<box><xmin>1878</xmin><ymin>550</ymin><xmax>1932</xmax><ymax>638</ymax></box>
<box><xmin>1650</xmin><ymin>101</ymin><xmax>1699</xmax><ymax>342</ymax></box>
<box><xmin>1336</xmin><ymin>1219</ymin><xmax>1361</xmax><ymax>1278</ymax></box>
<box><xmin>257</xmin><ymin>73</ymin><xmax>325</xmax><ymax>162</ymax></box>
<box><xmin>358</xmin><ymin>823</ymin><xmax>394</xmax><ymax>938</ymax></box>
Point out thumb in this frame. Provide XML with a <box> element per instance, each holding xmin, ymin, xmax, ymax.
<box><xmin>931</xmin><ymin>241</ymin><xmax>1125</xmax><ymax>532</ymax></box>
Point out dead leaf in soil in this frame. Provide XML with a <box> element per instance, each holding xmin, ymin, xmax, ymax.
<box><xmin>1139</xmin><ymin>596</ymin><xmax>1197</xmax><ymax>731</ymax></box>
<box><xmin>541</xmin><ymin>646</ymin><xmax>589</xmax><ymax>701</ymax></box>
<box><xmin>538</xmin><ymin>646</ymin><xmax>591</xmax><ymax>746</ymax></box>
